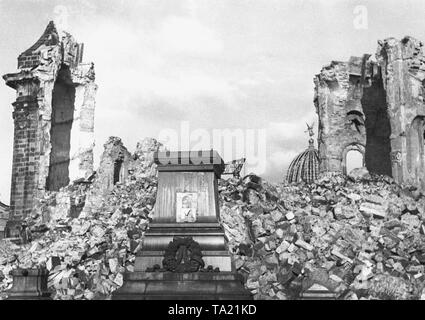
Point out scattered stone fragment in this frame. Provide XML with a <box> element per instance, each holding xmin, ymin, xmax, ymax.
<box><xmin>1</xmin><ymin>157</ymin><xmax>425</xmax><ymax>300</ymax></box>
<box><xmin>348</xmin><ymin>167</ymin><xmax>371</xmax><ymax>182</ymax></box>
<box><xmin>359</xmin><ymin>202</ymin><xmax>387</xmax><ymax>218</ymax></box>
<box><xmin>295</xmin><ymin>239</ymin><xmax>313</xmax><ymax>251</ymax></box>
<box><xmin>285</xmin><ymin>212</ymin><xmax>295</xmax><ymax>221</ymax></box>
<box><xmin>0</xmin><ymin>138</ymin><xmax>161</xmax><ymax>300</ymax></box>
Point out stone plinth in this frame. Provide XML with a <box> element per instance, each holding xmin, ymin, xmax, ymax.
<box><xmin>6</xmin><ymin>268</ymin><xmax>51</xmax><ymax>300</ymax></box>
<box><xmin>135</xmin><ymin>222</ymin><xmax>232</xmax><ymax>273</ymax></box>
<box><xmin>135</xmin><ymin>150</ymin><xmax>231</xmax><ymax>272</ymax></box>
<box><xmin>113</xmin><ymin>272</ymin><xmax>250</xmax><ymax>300</ymax></box>
<box><xmin>112</xmin><ymin>150</ymin><xmax>252</xmax><ymax>300</ymax></box>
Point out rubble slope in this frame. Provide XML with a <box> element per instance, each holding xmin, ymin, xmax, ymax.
<box><xmin>1</xmin><ymin>163</ymin><xmax>425</xmax><ymax>300</ymax></box>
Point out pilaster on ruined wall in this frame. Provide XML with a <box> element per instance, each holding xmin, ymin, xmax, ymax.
<box><xmin>3</xmin><ymin>21</ymin><xmax>97</xmax><ymax>219</ymax></box>
<box><xmin>376</xmin><ymin>36</ymin><xmax>425</xmax><ymax>189</ymax></box>
<box><xmin>314</xmin><ymin>58</ymin><xmax>370</xmax><ymax>174</ymax></box>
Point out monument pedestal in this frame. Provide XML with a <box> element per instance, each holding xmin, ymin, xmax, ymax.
<box><xmin>113</xmin><ymin>272</ymin><xmax>250</xmax><ymax>300</ymax></box>
<box><xmin>112</xmin><ymin>151</ymin><xmax>252</xmax><ymax>300</ymax></box>
<box><xmin>6</xmin><ymin>268</ymin><xmax>51</xmax><ymax>300</ymax></box>
<box><xmin>135</xmin><ymin>222</ymin><xmax>232</xmax><ymax>272</ymax></box>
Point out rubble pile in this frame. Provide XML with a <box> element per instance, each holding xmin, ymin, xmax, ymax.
<box><xmin>0</xmin><ymin>138</ymin><xmax>161</xmax><ymax>300</ymax></box>
<box><xmin>1</xmin><ymin>143</ymin><xmax>425</xmax><ymax>300</ymax></box>
<box><xmin>219</xmin><ymin>173</ymin><xmax>425</xmax><ymax>300</ymax></box>
<box><xmin>0</xmin><ymin>176</ymin><xmax>157</xmax><ymax>300</ymax></box>
<box><xmin>0</xmin><ymin>240</ymin><xmax>20</xmax><ymax>292</ymax></box>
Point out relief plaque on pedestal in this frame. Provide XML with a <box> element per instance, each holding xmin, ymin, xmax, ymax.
<box><xmin>112</xmin><ymin>150</ymin><xmax>252</xmax><ymax>300</ymax></box>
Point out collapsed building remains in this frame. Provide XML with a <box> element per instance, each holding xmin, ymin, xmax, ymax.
<box><xmin>0</xmin><ymin>22</ymin><xmax>425</xmax><ymax>301</ymax></box>
<box><xmin>93</xmin><ymin>137</ymin><xmax>131</xmax><ymax>194</ymax></box>
<box><xmin>2</xmin><ymin>22</ymin><xmax>97</xmax><ymax>220</ymax></box>
<box><xmin>315</xmin><ymin>36</ymin><xmax>425</xmax><ymax>190</ymax></box>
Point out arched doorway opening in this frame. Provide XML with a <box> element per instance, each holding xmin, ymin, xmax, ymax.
<box><xmin>342</xmin><ymin>144</ymin><xmax>365</xmax><ymax>175</ymax></box>
<box><xmin>346</xmin><ymin>150</ymin><xmax>364</xmax><ymax>173</ymax></box>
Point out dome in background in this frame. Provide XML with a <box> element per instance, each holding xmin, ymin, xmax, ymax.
<box><xmin>286</xmin><ymin>123</ymin><xmax>320</xmax><ymax>184</ymax></box>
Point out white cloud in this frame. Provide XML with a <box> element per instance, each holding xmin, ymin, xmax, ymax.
<box><xmin>236</xmin><ymin>78</ymin><xmax>262</xmax><ymax>87</ymax></box>
<box><xmin>269</xmin><ymin>150</ymin><xmax>299</xmax><ymax>169</ymax></box>
<box><xmin>72</xmin><ymin>15</ymin><xmax>239</xmax><ymax>114</ymax></box>
<box><xmin>139</xmin><ymin>74</ymin><xmax>239</xmax><ymax>101</ymax></box>
<box><xmin>261</xmin><ymin>149</ymin><xmax>299</xmax><ymax>183</ymax></box>
<box><xmin>157</xmin><ymin>16</ymin><xmax>223</xmax><ymax>55</ymax></box>
<box><xmin>267</xmin><ymin>111</ymin><xmax>317</xmax><ymax>142</ymax></box>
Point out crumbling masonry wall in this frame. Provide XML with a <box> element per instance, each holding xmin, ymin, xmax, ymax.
<box><xmin>314</xmin><ymin>57</ymin><xmax>369</xmax><ymax>173</ymax></box>
<box><xmin>92</xmin><ymin>137</ymin><xmax>165</xmax><ymax>195</ymax></box>
<box><xmin>376</xmin><ymin>37</ymin><xmax>425</xmax><ymax>189</ymax></box>
<box><xmin>3</xmin><ymin>22</ymin><xmax>97</xmax><ymax>219</ymax></box>
<box><xmin>315</xmin><ymin>36</ymin><xmax>425</xmax><ymax>190</ymax></box>
<box><xmin>93</xmin><ymin>137</ymin><xmax>132</xmax><ymax>194</ymax></box>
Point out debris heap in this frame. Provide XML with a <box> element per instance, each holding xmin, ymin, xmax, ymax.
<box><xmin>0</xmin><ymin>138</ymin><xmax>160</xmax><ymax>300</ymax></box>
<box><xmin>1</xmin><ymin>145</ymin><xmax>425</xmax><ymax>300</ymax></box>
<box><xmin>219</xmin><ymin>173</ymin><xmax>425</xmax><ymax>300</ymax></box>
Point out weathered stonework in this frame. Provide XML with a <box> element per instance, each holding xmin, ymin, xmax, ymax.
<box><xmin>315</xmin><ymin>36</ymin><xmax>425</xmax><ymax>190</ymax></box>
<box><xmin>93</xmin><ymin>137</ymin><xmax>132</xmax><ymax>194</ymax></box>
<box><xmin>130</xmin><ymin>137</ymin><xmax>165</xmax><ymax>178</ymax></box>
<box><xmin>3</xmin><ymin>21</ymin><xmax>97</xmax><ymax>219</ymax></box>
<box><xmin>376</xmin><ymin>37</ymin><xmax>425</xmax><ymax>189</ymax></box>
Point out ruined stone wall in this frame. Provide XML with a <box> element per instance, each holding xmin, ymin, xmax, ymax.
<box><xmin>314</xmin><ymin>58</ymin><xmax>368</xmax><ymax>174</ymax></box>
<box><xmin>376</xmin><ymin>37</ymin><xmax>425</xmax><ymax>189</ymax></box>
<box><xmin>3</xmin><ymin>22</ymin><xmax>97</xmax><ymax>219</ymax></box>
<box><xmin>315</xmin><ymin>36</ymin><xmax>425</xmax><ymax>190</ymax></box>
<box><xmin>93</xmin><ymin>137</ymin><xmax>132</xmax><ymax>194</ymax></box>
<box><xmin>9</xmin><ymin>95</ymin><xmax>40</xmax><ymax>219</ymax></box>
<box><xmin>92</xmin><ymin>137</ymin><xmax>165</xmax><ymax>195</ymax></box>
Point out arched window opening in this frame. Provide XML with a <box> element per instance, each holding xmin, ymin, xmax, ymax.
<box><xmin>346</xmin><ymin>149</ymin><xmax>364</xmax><ymax>174</ymax></box>
<box><xmin>113</xmin><ymin>159</ymin><xmax>123</xmax><ymax>185</ymax></box>
<box><xmin>342</xmin><ymin>144</ymin><xmax>365</xmax><ymax>175</ymax></box>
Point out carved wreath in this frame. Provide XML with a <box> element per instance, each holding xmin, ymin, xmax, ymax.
<box><xmin>162</xmin><ymin>236</ymin><xmax>205</xmax><ymax>272</ymax></box>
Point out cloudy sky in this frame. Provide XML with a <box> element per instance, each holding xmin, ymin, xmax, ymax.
<box><xmin>0</xmin><ymin>0</ymin><xmax>425</xmax><ymax>204</ymax></box>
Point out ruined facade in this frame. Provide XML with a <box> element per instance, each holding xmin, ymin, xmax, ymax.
<box><xmin>3</xmin><ymin>22</ymin><xmax>97</xmax><ymax>219</ymax></box>
<box><xmin>91</xmin><ymin>137</ymin><xmax>165</xmax><ymax>196</ymax></box>
<box><xmin>93</xmin><ymin>137</ymin><xmax>132</xmax><ymax>194</ymax></box>
<box><xmin>315</xmin><ymin>36</ymin><xmax>425</xmax><ymax>190</ymax></box>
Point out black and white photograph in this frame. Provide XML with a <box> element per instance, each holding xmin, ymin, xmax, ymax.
<box><xmin>0</xmin><ymin>0</ymin><xmax>424</xmax><ymax>308</ymax></box>
<box><xmin>176</xmin><ymin>192</ymin><xmax>197</xmax><ymax>223</ymax></box>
